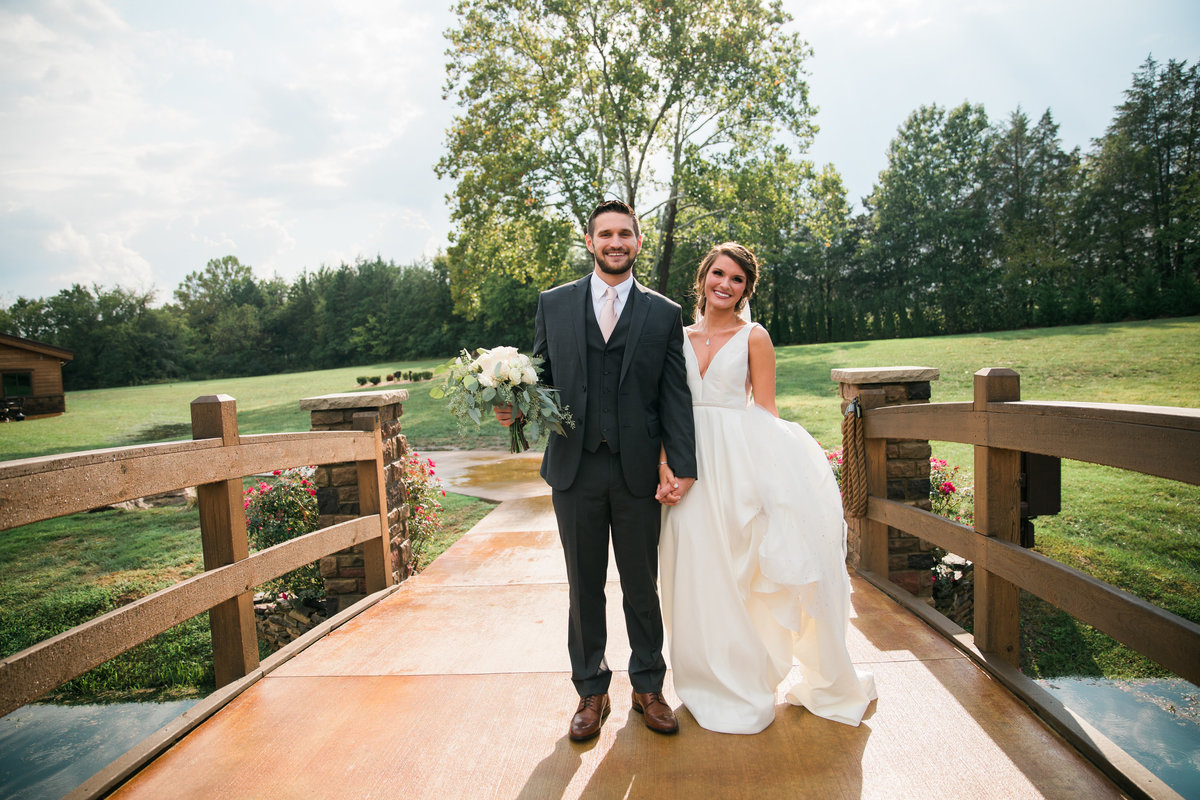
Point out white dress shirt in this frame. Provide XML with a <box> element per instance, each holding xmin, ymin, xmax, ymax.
<box><xmin>590</xmin><ymin>272</ymin><xmax>633</xmax><ymax>328</ymax></box>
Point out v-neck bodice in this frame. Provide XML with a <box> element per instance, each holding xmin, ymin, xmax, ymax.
<box><xmin>683</xmin><ymin>323</ymin><xmax>754</xmax><ymax>409</ymax></box>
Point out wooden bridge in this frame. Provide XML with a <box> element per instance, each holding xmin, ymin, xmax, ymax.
<box><xmin>2</xmin><ymin>370</ymin><xmax>1197</xmax><ymax>799</ymax></box>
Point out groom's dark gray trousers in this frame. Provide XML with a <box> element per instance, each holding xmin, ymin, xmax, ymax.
<box><xmin>553</xmin><ymin>443</ymin><xmax>666</xmax><ymax>697</ymax></box>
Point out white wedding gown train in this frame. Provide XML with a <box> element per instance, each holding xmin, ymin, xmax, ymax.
<box><xmin>660</xmin><ymin>324</ymin><xmax>877</xmax><ymax>734</ymax></box>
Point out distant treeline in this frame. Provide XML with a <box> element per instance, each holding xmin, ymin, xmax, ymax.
<box><xmin>3</xmin><ymin>57</ymin><xmax>1197</xmax><ymax>391</ymax></box>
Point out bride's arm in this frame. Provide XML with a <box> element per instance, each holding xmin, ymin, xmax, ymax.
<box><xmin>747</xmin><ymin>324</ymin><xmax>778</xmax><ymax>417</ymax></box>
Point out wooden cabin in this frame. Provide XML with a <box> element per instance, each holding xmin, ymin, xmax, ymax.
<box><xmin>0</xmin><ymin>333</ymin><xmax>74</xmax><ymax>417</ymax></box>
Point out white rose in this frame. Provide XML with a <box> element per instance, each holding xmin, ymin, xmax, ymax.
<box><xmin>508</xmin><ymin>367</ymin><xmax>524</xmax><ymax>385</ymax></box>
<box><xmin>522</xmin><ymin>366</ymin><xmax>538</xmax><ymax>384</ymax></box>
<box><xmin>478</xmin><ymin>372</ymin><xmax>497</xmax><ymax>388</ymax></box>
<box><xmin>492</xmin><ymin>346</ymin><xmax>520</xmax><ymax>362</ymax></box>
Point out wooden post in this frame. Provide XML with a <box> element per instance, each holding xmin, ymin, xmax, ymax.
<box><xmin>353</xmin><ymin>412</ymin><xmax>393</xmax><ymax>594</ymax></box>
<box><xmin>972</xmin><ymin>368</ymin><xmax>1022</xmax><ymax>665</ymax></box>
<box><xmin>191</xmin><ymin>395</ymin><xmax>259</xmax><ymax>687</ymax></box>
<box><xmin>862</xmin><ymin>436</ymin><xmax>890</xmax><ymax>574</ymax></box>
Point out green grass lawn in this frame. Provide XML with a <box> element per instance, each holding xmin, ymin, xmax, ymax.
<box><xmin>0</xmin><ymin>491</ymin><xmax>494</xmax><ymax>702</ymax></box>
<box><xmin>1</xmin><ymin>316</ymin><xmax>1197</xmax><ymax>694</ymax></box>
<box><xmin>0</xmin><ymin>358</ymin><xmax>498</xmax><ymax>462</ymax></box>
<box><xmin>0</xmin><ymin>506</ymin><xmax>214</xmax><ymax>701</ymax></box>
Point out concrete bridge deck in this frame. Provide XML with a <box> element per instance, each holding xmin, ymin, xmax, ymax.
<box><xmin>107</xmin><ymin>450</ymin><xmax>1127</xmax><ymax>799</ymax></box>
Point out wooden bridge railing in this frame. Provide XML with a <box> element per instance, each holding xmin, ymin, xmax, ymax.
<box><xmin>0</xmin><ymin>394</ymin><xmax>393</xmax><ymax>718</ymax></box>
<box><xmin>854</xmin><ymin>367</ymin><xmax>1200</xmax><ymax>687</ymax></box>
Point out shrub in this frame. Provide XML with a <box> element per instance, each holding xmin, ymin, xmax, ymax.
<box><xmin>826</xmin><ymin>445</ymin><xmax>843</xmax><ymax>485</ymax></box>
<box><xmin>929</xmin><ymin>457</ymin><xmax>974</xmax><ymax>526</ymax></box>
<box><xmin>244</xmin><ymin>468</ymin><xmax>324</xmax><ymax>603</ymax></box>
<box><xmin>356</xmin><ymin>376</ymin><xmax>368</xmax><ymax>386</ymax></box>
<box><xmin>402</xmin><ymin>451</ymin><xmax>446</xmax><ymax>569</ymax></box>
<box><xmin>825</xmin><ymin>446</ymin><xmax>975</xmax><ymax>526</ymax></box>
<box><xmin>369</xmin><ymin>375</ymin><xmax>382</xmax><ymax>385</ymax></box>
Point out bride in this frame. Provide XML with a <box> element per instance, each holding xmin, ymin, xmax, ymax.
<box><xmin>656</xmin><ymin>242</ymin><xmax>877</xmax><ymax>735</ymax></box>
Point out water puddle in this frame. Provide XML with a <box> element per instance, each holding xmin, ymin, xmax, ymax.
<box><xmin>1037</xmin><ymin>676</ymin><xmax>1200</xmax><ymax>798</ymax></box>
<box><xmin>0</xmin><ymin>699</ymin><xmax>198</xmax><ymax>800</ymax></box>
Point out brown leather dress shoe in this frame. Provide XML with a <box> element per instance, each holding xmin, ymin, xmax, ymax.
<box><xmin>569</xmin><ymin>693</ymin><xmax>611</xmax><ymax>741</ymax></box>
<box><xmin>631</xmin><ymin>690</ymin><xmax>679</xmax><ymax>734</ymax></box>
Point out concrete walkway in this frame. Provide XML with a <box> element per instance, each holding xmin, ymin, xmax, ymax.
<box><xmin>109</xmin><ymin>450</ymin><xmax>1124</xmax><ymax>799</ymax></box>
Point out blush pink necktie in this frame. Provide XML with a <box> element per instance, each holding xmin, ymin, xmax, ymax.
<box><xmin>599</xmin><ymin>286</ymin><xmax>618</xmax><ymax>342</ymax></box>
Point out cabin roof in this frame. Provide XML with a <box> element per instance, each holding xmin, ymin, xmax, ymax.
<box><xmin>0</xmin><ymin>332</ymin><xmax>74</xmax><ymax>362</ymax></box>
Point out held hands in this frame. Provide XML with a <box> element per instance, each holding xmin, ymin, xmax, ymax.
<box><xmin>655</xmin><ymin>462</ymin><xmax>694</xmax><ymax>506</ymax></box>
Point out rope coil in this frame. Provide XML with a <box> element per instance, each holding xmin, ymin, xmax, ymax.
<box><xmin>840</xmin><ymin>398</ymin><xmax>868</xmax><ymax>518</ymax></box>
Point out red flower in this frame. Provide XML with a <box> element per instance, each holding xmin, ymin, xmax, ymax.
<box><xmin>940</xmin><ymin>481</ymin><xmax>956</xmax><ymax>494</ymax></box>
<box><xmin>272</xmin><ymin>469</ymin><xmax>282</xmax><ymax>476</ymax></box>
<box><xmin>307</xmin><ymin>488</ymin><xmax>317</xmax><ymax>496</ymax></box>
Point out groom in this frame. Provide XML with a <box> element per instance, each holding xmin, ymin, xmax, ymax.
<box><xmin>497</xmin><ymin>199</ymin><xmax>696</xmax><ymax>741</ymax></box>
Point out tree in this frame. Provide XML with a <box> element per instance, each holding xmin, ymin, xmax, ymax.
<box><xmin>2</xmin><ymin>297</ymin><xmax>52</xmax><ymax>341</ymax></box>
<box><xmin>21</xmin><ymin>285</ymin><xmax>187</xmax><ymax>389</ymax></box>
<box><xmin>438</xmin><ymin>0</ymin><xmax>815</xmax><ymax>311</ymax></box>
<box><xmin>1080</xmin><ymin>56</ymin><xmax>1200</xmax><ymax>316</ymax></box>
<box><xmin>795</xmin><ymin>164</ymin><xmax>856</xmax><ymax>342</ymax></box>
<box><xmin>988</xmin><ymin>108</ymin><xmax>1079</xmax><ymax>328</ymax></box>
<box><xmin>864</xmin><ymin>102</ymin><xmax>996</xmax><ymax>334</ymax></box>
<box><xmin>172</xmin><ymin>256</ymin><xmax>272</xmax><ymax>375</ymax></box>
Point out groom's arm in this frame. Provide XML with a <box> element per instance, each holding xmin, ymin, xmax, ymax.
<box><xmin>658</xmin><ymin>304</ymin><xmax>696</xmax><ymax>481</ymax></box>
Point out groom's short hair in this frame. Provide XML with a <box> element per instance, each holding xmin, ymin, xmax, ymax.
<box><xmin>587</xmin><ymin>199</ymin><xmax>641</xmax><ymax>239</ymax></box>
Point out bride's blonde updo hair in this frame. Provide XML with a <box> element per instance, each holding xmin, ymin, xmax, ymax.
<box><xmin>692</xmin><ymin>241</ymin><xmax>760</xmax><ymax>321</ymax></box>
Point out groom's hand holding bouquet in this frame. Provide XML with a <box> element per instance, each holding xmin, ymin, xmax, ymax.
<box><xmin>432</xmin><ymin>345</ymin><xmax>573</xmax><ymax>453</ymax></box>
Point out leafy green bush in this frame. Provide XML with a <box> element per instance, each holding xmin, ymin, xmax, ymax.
<box><xmin>244</xmin><ymin>468</ymin><xmax>323</xmax><ymax>602</ymax></box>
<box><xmin>356</xmin><ymin>376</ymin><xmax>368</xmax><ymax>385</ymax></box>
<box><xmin>402</xmin><ymin>451</ymin><xmax>446</xmax><ymax>569</ymax></box>
<box><xmin>929</xmin><ymin>457</ymin><xmax>974</xmax><ymax>525</ymax></box>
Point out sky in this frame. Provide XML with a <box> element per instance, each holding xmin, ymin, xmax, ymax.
<box><xmin>1</xmin><ymin>0</ymin><xmax>1196</xmax><ymax>307</ymax></box>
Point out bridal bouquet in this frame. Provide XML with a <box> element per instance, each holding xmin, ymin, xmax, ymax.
<box><xmin>431</xmin><ymin>346</ymin><xmax>573</xmax><ymax>453</ymax></box>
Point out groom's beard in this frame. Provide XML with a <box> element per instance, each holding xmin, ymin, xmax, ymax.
<box><xmin>594</xmin><ymin>249</ymin><xmax>638</xmax><ymax>276</ymax></box>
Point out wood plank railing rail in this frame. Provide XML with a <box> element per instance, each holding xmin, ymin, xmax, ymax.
<box><xmin>0</xmin><ymin>394</ymin><xmax>393</xmax><ymax>718</ymax></box>
<box><xmin>856</xmin><ymin>368</ymin><xmax>1200</xmax><ymax>686</ymax></box>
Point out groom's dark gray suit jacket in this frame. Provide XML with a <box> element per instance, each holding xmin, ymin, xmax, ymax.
<box><xmin>533</xmin><ymin>274</ymin><xmax>697</xmax><ymax>495</ymax></box>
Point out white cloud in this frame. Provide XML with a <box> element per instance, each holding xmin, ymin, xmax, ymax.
<box><xmin>1</xmin><ymin>0</ymin><xmax>1195</xmax><ymax>304</ymax></box>
<box><xmin>44</xmin><ymin>221</ymin><xmax>155</xmax><ymax>289</ymax></box>
<box><xmin>0</xmin><ymin>0</ymin><xmax>457</xmax><ymax>303</ymax></box>
<box><xmin>790</xmin><ymin>0</ymin><xmax>941</xmax><ymax>39</ymax></box>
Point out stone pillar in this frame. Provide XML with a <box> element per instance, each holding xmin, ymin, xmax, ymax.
<box><xmin>831</xmin><ymin>367</ymin><xmax>940</xmax><ymax>596</ymax></box>
<box><xmin>299</xmin><ymin>389</ymin><xmax>410</xmax><ymax>612</ymax></box>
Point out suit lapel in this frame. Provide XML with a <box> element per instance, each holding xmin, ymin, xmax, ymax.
<box><xmin>572</xmin><ymin>275</ymin><xmax>590</xmax><ymax>375</ymax></box>
<box><xmin>619</xmin><ymin>281</ymin><xmax>649</xmax><ymax>384</ymax></box>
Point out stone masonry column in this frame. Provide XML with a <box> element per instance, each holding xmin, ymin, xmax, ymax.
<box><xmin>831</xmin><ymin>367</ymin><xmax>940</xmax><ymax>597</ymax></box>
<box><xmin>300</xmin><ymin>389</ymin><xmax>410</xmax><ymax>613</ymax></box>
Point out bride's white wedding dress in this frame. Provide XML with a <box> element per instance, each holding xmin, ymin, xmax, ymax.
<box><xmin>660</xmin><ymin>323</ymin><xmax>877</xmax><ymax>734</ymax></box>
